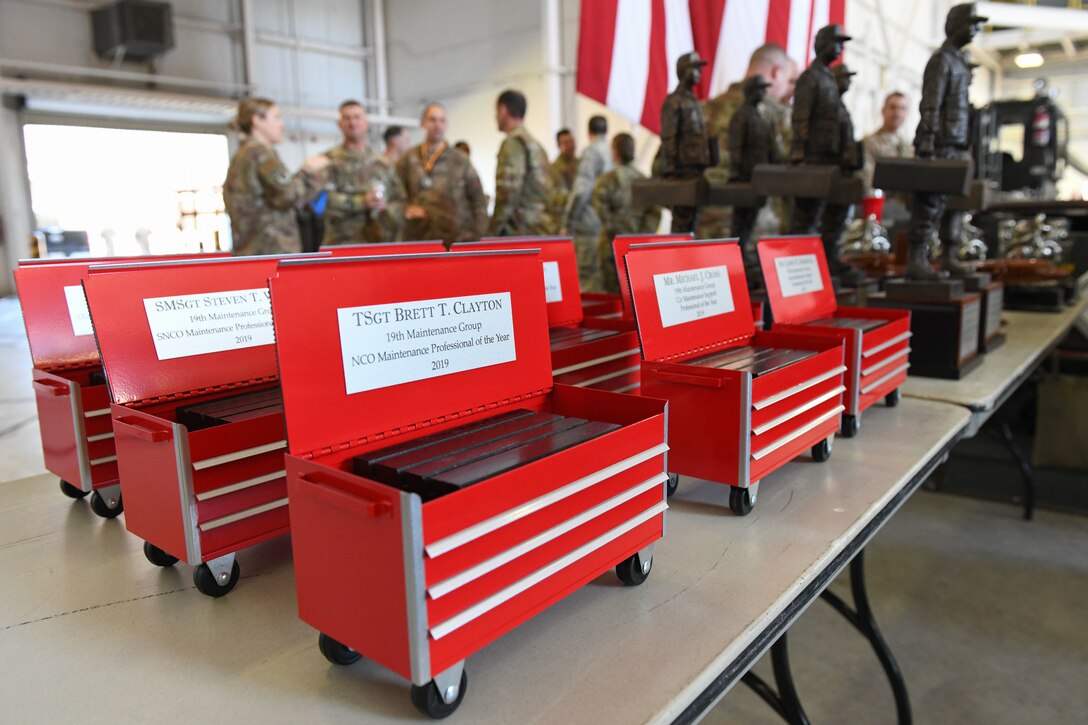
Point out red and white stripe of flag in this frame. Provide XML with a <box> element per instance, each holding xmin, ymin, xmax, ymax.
<box><xmin>577</xmin><ymin>0</ymin><xmax>846</xmax><ymax>134</ymax></box>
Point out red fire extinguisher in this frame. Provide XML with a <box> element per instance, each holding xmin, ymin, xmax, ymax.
<box><xmin>1033</xmin><ymin>105</ymin><xmax>1050</xmax><ymax>147</ymax></box>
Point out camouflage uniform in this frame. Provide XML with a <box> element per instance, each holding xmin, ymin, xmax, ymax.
<box><xmin>223</xmin><ymin>139</ymin><xmax>323</xmax><ymax>256</ymax></box>
<box><xmin>861</xmin><ymin>130</ymin><xmax>912</xmax><ymax>195</ymax></box>
<box><xmin>549</xmin><ymin>153</ymin><xmax>577</xmax><ymax>234</ymax></box>
<box><xmin>489</xmin><ymin>125</ymin><xmax>555</xmax><ymax>236</ymax></box>
<box><xmin>592</xmin><ymin>164</ymin><xmax>661</xmax><ymax>293</ymax></box>
<box><xmin>396</xmin><ymin>142</ymin><xmax>489</xmax><ymax>245</ymax></box>
<box><xmin>562</xmin><ymin>138</ymin><xmax>613</xmax><ymax>291</ymax></box>
<box><xmin>321</xmin><ymin>144</ymin><xmax>406</xmax><ymax>245</ymax></box>
<box><xmin>762</xmin><ymin>96</ymin><xmax>793</xmax><ymax>236</ymax></box>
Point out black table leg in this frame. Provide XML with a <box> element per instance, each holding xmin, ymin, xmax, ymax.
<box><xmin>820</xmin><ymin>550</ymin><xmax>912</xmax><ymax>725</ymax></box>
<box><xmin>998</xmin><ymin>420</ymin><xmax>1036</xmax><ymax>521</ymax></box>
<box><xmin>740</xmin><ymin>632</ymin><xmax>811</xmax><ymax>725</ymax></box>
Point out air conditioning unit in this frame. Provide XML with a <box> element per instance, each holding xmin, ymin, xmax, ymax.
<box><xmin>92</xmin><ymin>1</ymin><xmax>175</xmax><ymax>62</ymax></box>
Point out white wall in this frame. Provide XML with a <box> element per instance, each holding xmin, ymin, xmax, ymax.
<box><xmin>0</xmin><ymin>0</ymin><xmax>384</xmax><ymax>292</ymax></box>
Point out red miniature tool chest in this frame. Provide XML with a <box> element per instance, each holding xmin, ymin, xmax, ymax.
<box><xmin>83</xmin><ymin>254</ymin><xmax>304</xmax><ymax>597</ymax></box>
<box><xmin>625</xmin><ymin>239</ymin><xmax>846</xmax><ymax>516</ymax></box>
<box><xmin>269</xmin><ymin>250</ymin><xmax>669</xmax><ymax>718</ymax></box>
<box><xmin>480</xmin><ymin>236</ymin><xmax>624</xmax><ymax>319</ymax></box>
<box><xmin>320</xmin><ymin>240</ymin><xmax>447</xmax><ymax>256</ymax></box>
<box><xmin>758</xmin><ymin>236</ymin><xmax>912</xmax><ymax>437</ymax></box>
<box><xmin>454</xmin><ymin>238</ymin><xmax>643</xmax><ymax>395</ymax></box>
<box><xmin>14</xmin><ymin>253</ymin><xmax>227</xmax><ymax>517</ymax></box>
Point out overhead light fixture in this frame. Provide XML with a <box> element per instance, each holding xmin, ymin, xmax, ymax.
<box><xmin>1015</xmin><ymin>51</ymin><xmax>1044</xmax><ymax>68</ymax></box>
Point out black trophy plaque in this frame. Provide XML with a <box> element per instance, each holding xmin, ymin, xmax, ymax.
<box><xmin>962</xmin><ymin>272</ymin><xmax>1005</xmax><ymax>352</ymax></box>
<box><xmin>868</xmin><ymin>279</ymin><xmax>983</xmax><ymax>379</ymax></box>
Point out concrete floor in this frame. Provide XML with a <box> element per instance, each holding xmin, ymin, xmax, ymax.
<box><xmin>1</xmin><ymin>293</ymin><xmax>1086</xmax><ymax>723</ymax></box>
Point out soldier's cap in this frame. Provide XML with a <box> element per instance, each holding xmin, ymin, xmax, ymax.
<box><xmin>948</xmin><ymin>3</ymin><xmax>989</xmax><ymax>25</ymax></box>
<box><xmin>742</xmin><ymin>75</ymin><xmax>772</xmax><ymax>93</ymax></box>
<box><xmin>676</xmin><ymin>51</ymin><xmax>708</xmax><ymax>74</ymax></box>
<box><xmin>832</xmin><ymin>64</ymin><xmax>857</xmax><ymax>78</ymax></box>
<box><xmin>815</xmin><ymin>24</ymin><xmax>852</xmax><ymax>47</ymax></box>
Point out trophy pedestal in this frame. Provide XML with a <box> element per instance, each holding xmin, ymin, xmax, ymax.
<box><xmin>869</xmin><ymin>278</ymin><xmax>983</xmax><ymax>379</ymax></box>
<box><xmin>959</xmin><ymin>272</ymin><xmax>1006</xmax><ymax>352</ymax></box>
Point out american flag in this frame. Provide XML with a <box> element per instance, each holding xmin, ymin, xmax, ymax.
<box><xmin>577</xmin><ymin>0</ymin><xmax>847</xmax><ymax>133</ymax></box>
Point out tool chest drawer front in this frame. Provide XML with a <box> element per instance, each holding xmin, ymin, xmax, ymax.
<box><xmin>757</xmin><ymin>236</ymin><xmax>838</xmax><ymax>326</ymax></box>
<box><xmin>552</xmin><ymin>350</ymin><xmax>641</xmax><ymax>392</ymax></box>
<box><xmin>83</xmin><ymin>256</ymin><xmax>289</xmax><ymax>407</ymax></box>
<box><xmin>750</xmin><ymin>373</ymin><xmax>845</xmax><ymax>441</ymax></box>
<box><xmin>452</xmin><ymin>239</ymin><xmax>584</xmax><ymax>328</ymax></box>
<box><xmin>320</xmin><ymin>241</ymin><xmax>447</xmax><ymax>257</ymax></box>
<box><xmin>750</xmin><ymin>344</ymin><xmax>845</xmax><ymax>410</ymax></box>
<box><xmin>196</xmin><ymin>489</ymin><xmax>290</xmax><ymax>560</ymax></box>
<box><xmin>270</xmin><ymin>251</ymin><xmax>553</xmax><ymax>458</ymax></box>
<box><xmin>550</xmin><ymin>330</ymin><xmax>641</xmax><ymax>374</ymax></box>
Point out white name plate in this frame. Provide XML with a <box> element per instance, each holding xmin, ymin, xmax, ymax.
<box><xmin>775</xmin><ymin>253</ymin><xmax>824</xmax><ymax>298</ymax></box>
<box><xmin>653</xmin><ymin>265</ymin><xmax>734</xmax><ymax>328</ymax></box>
<box><xmin>143</xmin><ymin>288</ymin><xmax>274</xmax><ymax>361</ymax></box>
<box><xmin>338</xmin><ymin>292</ymin><xmax>516</xmax><ymax>395</ymax></box>
<box><xmin>64</xmin><ymin>285</ymin><xmax>94</xmax><ymax>337</ymax></box>
<box><xmin>542</xmin><ymin>261</ymin><xmax>563</xmax><ymax>303</ymax></box>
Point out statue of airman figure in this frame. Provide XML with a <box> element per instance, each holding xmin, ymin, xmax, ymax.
<box><xmin>660</xmin><ymin>51</ymin><xmax>711</xmax><ymax>233</ymax></box>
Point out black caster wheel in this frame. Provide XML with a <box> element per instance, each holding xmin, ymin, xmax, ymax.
<box><xmin>59</xmin><ymin>480</ymin><xmax>89</xmax><ymax>499</ymax></box>
<box><xmin>193</xmin><ymin>560</ymin><xmax>240</xmax><ymax>598</ymax></box>
<box><xmin>840</xmin><ymin>414</ymin><xmax>859</xmax><ymax>438</ymax></box>
<box><xmin>729</xmin><ymin>487</ymin><xmax>754</xmax><ymax>516</ymax></box>
<box><xmin>812</xmin><ymin>437</ymin><xmax>833</xmax><ymax>462</ymax></box>
<box><xmin>411</xmin><ymin>669</ymin><xmax>468</xmax><ymax>719</ymax></box>
<box><xmin>319</xmin><ymin>633</ymin><xmax>361</xmax><ymax>666</ymax></box>
<box><xmin>885</xmin><ymin>388</ymin><xmax>901</xmax><ymax>407</ymax></box>
<box><xmin>666</xmin><ymin>473</ymin><xmax>679</xmax><ymax>498</ymax></box>
<box><xmin>143</xmin><ymin>541</ymin><xmax>178</xmax><ymax>567</ymax></box>
<box><xmin>615</xmin><ymin>551</ymin><xmax>652</xmax><ymax>586</ymax></box>
<box><xmin>89</xmin><ymin>490</ymin><xmax>123</xmax><ymax>518</ymax></box>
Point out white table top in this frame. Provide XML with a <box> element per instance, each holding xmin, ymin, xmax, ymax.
<box><xmin>0</xmin><ymin>398</ymin><xmax>968</xmax><ymax>723</ymax></box>
<box><xmin>903</xmin><ymin>295</ymin><xmax>1087</xmax><ymax>435</ymax></box>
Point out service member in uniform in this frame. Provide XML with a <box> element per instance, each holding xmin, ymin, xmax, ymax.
<box><xmin>223</xmin><ymin>97</ymin><xmax>328</xmax><ymax>256</ymax></box>
<box><xmin>660</xmin><ymin>51</ymin><xmax>711</xmax><ymax>233</ymax></box>
<box><xmin>561</xmin><ymin>116</ymin><xmax>613</xmax><ymax>291</ymax></box>
<box><xmin>551</xmin><ymin>128</ymin><xmax>578</xmax><ymax>198</ymax></box>
<box><xmin>592</xmin><ymin>133</ymin><xmax>661</xmax><ymax>294</ymax></box>
<box><xmin>790</xmin><ymin>25</ymin><xmax>850</xmax><ymax>243</ymax></box>
<box><xmin>906</xmin><ymin>3</ymin><xmax>987</xmax><ymax>278</ymax></box>
<box><xmin>381</xmin><ymin>125</ymin><xmax>410</xmax><ymax>169</ymax></box>
<box><xmin>397</xmin><ymin>102</ymin><xmax>489</xmax><ymax>246</ymax></box>
<box><xmin>861</xmin><ymin>91</ymin><xmax>912</xmax><ymax>195</ymax></box>
<box><xmin>699</xmin><ymin>43</ymin><xmax>796</xmax><ymax>239</ymax></box>
<box><xmin>489</xmin><ymin>89</ymin><xmax>555</xmax><ymax>236</ymax></box>
<box><xmin>321</xmin><ymin>100</ymin><xmax>406</xmax><ymax>245</ymax></box>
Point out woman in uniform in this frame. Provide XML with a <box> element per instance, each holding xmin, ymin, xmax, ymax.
<box><xmin>223</xmin><ymin>97</ymin><xmax>328</xmax><ymax>255</ymax></box>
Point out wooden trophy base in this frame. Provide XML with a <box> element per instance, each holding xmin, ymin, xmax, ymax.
<box><xmin>1002</xmin><ymin>282</ymin><xmax>1070</xmax><ymax>313</ymax></box>
<box><xmin>961</xmin><ymin>272</ymin><xmax>1006</xmax><ymax>353</ymax></box>
<box><xmin>869</xmin><ymin>279</ymin><xmax>983</xmax><ymax>379</ymax></box>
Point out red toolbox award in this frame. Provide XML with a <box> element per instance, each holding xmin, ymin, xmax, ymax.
<box><xmin>454</xmin><ymin>238</ymin><xmax>644</xmax><ymax>394</ymax></box>
<box><xmin>84</xmin><ymin>255</ymin><xmax>302</xmax><ymax>597</ymax></box>
<box><xmin>14</xmin><ymin>253</ymin><xmax>226</xmax><ymax>517</ymax></box>
<box><xmin>269</xmin><ymin>250</ymin><xmax>668</xmax><ymax>718</ymax></box>
<box><xmin>758</xmin><ymin>236</ymin><xmax>912</xmax><ymax>437</ymax></box>
<box><xmin>320</xmin><ymin>240</ymin><xmax>447</xmax><ymax>256</ymax></box>
<box><xmin>625</xmin><ymin>240</ymin><xmax>846</xmax><ymax>516</ymax></box>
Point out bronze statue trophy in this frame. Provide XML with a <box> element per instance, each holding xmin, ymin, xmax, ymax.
<box><xmin>659</xmin><ymin>51</ymin><xmax>712</xmax><ymax>233</ymax></box>
<box><xmin>726</xmin><ymin>75</ymin><xmax>776</xmax><ymax>289</ymax></box>
<box><xmin>868</xmin><ymin>4</ymin><xmax>990</xmax><ymax>378</ymax></box>
<box><xmin>752</xmin><ymin>25</ymin><xmax>865</xmax><ymax>289</ymax></box>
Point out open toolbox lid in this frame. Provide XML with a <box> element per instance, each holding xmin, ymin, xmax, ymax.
<box><xmin>269</xmin><ymin>250</ymin><xmax>552</xmax><ymax>457</ymax></box>
<box><xmin>83</xmin><ymin>254</ymin><xmax>307</xmax><ymax>406</ymax></box>
<box><xmin>451</xmin><ymin>238</ymin><xmax>582</xmax><ymax>327</ymax></box>
<box><xmin>319</xmin><ymin>240</ymin><xmax>447</xmax><ymax>256</ymax></box>
<box><xmin>612</xmin><ymin>233</ymin><xmax>693</xmax><ymax>319</ymax></box>
<box><xmin>757</xmin><ymin>235</ymin><xmax>838</xmax><ymax>325</ymax></box>
<box><xmin>14</xmin><ymin>253</ymin><xmax>228</xmax><ymax>370</ymax></box>
<box><xmin>624</xmin><ymin>239</ymin><xmax>754</xmax><ymax>362</ymax></box>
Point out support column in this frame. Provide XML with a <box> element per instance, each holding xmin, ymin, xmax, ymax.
<box><xmin>0</xmin><ymin>96</ymin><xmax>33</xmax><ymax>294</ymax></box>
